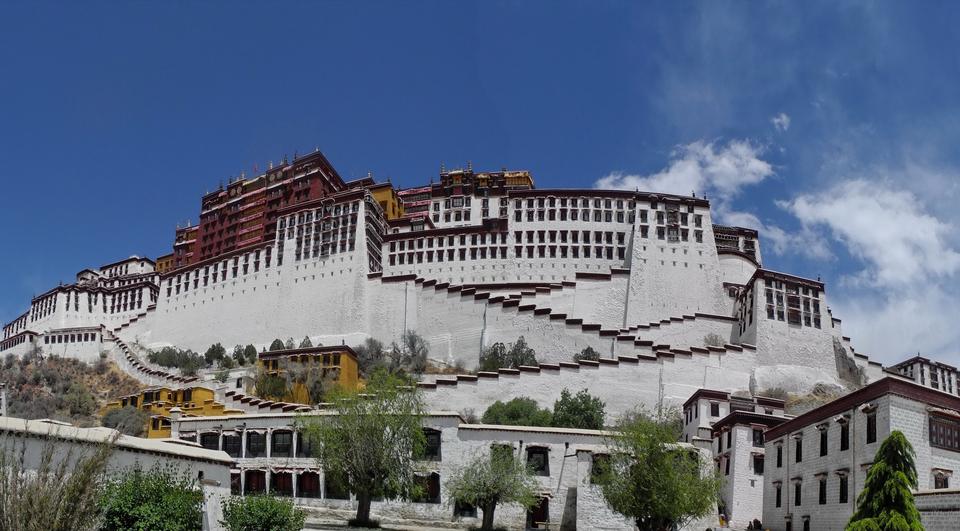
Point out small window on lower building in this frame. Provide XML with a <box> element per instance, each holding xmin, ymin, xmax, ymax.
<box><xmin>527</xmin><ymin>447</ymin><xmax>550</xmax><ymax>476</ymax></box>
<box><xmin>934</xmin><ymin>472</ymin><xmax>951</xmax><ymax>489</ymax></box>
<box><xmin>819</xmin><ymin>478</ymin><xmax>827</xmax><ymax>505</ymax></box>
<box><xmin>710</xmin><ymin>402</ymin><xmax>720</xmax><ymax>417</ymax></box>
<box><xmin>866</xmin><ymin>413</ymin><xmax>877</xmax><ymax>444</ymax></box>
<box><xmin>775</xmin><ymin>485</ymin><xmax>782</xmax><ymax>507</ymax></box>
<box><xmin>753</xmin><ymin>455</ymin><xmax>764</xmax><ymax>475</ymax></box>
<box><xmin>839</xmin><ymin>475</ymin><xmax>849</xmax><ymax>503</ymax></box>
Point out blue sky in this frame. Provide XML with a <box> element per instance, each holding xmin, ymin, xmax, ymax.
<box><xmin>2</xmin><ymin>2</ymin><xmax>959</xmax><ymax>365</ymax></box>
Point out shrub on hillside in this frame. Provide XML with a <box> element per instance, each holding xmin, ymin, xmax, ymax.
<box><xmin>481</xmin><ymin>397</ymin><xmax>552</xmax><ymax>427</ymax></box>
<box><xmin>552</xmin><ymin>388</ymin><xmax>605</xmax><ymax>430</ymax></box>
<box><xmin>220</xmin><ymin>495</ymin><xmax>306</xmax><ymax>531</ymax></box>
<box><xmin>102</xmin><ymin>406</ymin><xmax>150</xmax><ymax>437</ymax></box>
<box><xmin>478</xmin><ymin>336</ymin><xmax>537</xmax><ymax>371</ymax></box>
<box><xmin>146</xmin><ymin>347</ymin><xmax>205</xmax><ymax>376</ymax></box>
<box><xmin>573</xmin><ymin>346</ymin><xmax>600</xmax><ymax>362</ymax></box>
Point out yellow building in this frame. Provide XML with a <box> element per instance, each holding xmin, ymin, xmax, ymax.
<box><xmin>257</xmin><ymin>345</ymin><xmax>361</xmax><ymax>404</ymax></box>
<box><xmin>368</xmin><ymin>182</ymin><xmax>405</xmax><ymax>221</ymax></box>
<box><xmin>102</xmin><ymin>386</ymin><xmax>245</xmax><ymax>438</ymax></box>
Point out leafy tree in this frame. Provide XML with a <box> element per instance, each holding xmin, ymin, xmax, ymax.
<box><xmin>147</xmin><ymin>347</ymin><xmax>204</xmax><ymax>376</ymax></box>
<box><xmin>479</xmin><ymin>336</ymin><xmax>537</xmax><ymax>371</ymax></box>
<box><xmin>399</xmin><ymin>329</ymin><xmax>428</xmax><ymax>374</ymax></box>
<box><xmin>595</xmin><ymin>409</ymin><xmax>720</xmax><ymax>531</ymax></box>
<box><xmin>0</xmin><ymin>437</ymin><xmax>112</xmax><ymax>531</ymax></box>
<box><xmin>445</xmin><ymin>448</ymin><xmax>539</xmax><ymax>531</ymax></box>
<box><xmin>703</xmin><ymin>333</ymin><xmax>726</xmax><ymax>347</ymax></box>
<box><xmin>284</xmin><ymin>337</ymin><xmax>295</xmax><ymax>349</ymax></box>
<box><xmin>574</xmin><ymin>346</ymin><xmax>600</xmax><ymax>362</ymax></box>
<box><xmin>232</xmin><ymin>345</ymin><xmax>246</xmax><ymax>366</ymax></box>
<box><xmin>204</xmin><ymin>343</ymin><xmax>227</xmax><ymax>366</ymax></box>
<box><xmin>253</xmin><ymin>370</ymin><xmax>288</xmax><ymax>400</ymax></box>
<box><xmin>215</xmin><ymin>368</ymin><xmax>231</xmax><ymax>383</ymax></box>
<box><xmin>481</xmin><ymin>397</ymin><xmax>553</xmax><ymax>427</ymax></box>
<box><xmin>244</xmin><ymin>344</ymin><xmax>258</xmax><ymax>365</ymax></box>
<box><xmin>847</xmin><ymin>430</ymin><xmax>923</xmax><ymax>531</ymax></box>
<box><xmin>65</xmin><ymin>382</ymin><xmax>97</xmax><ymax>417</ymax></box>
<box><xmin>552</xmin><ymin>388</ymin><xmax>605</xmax><ymax>430</ymax></box>
<box><xmin>99</xmin><ymin>464</ymin><xmax>202</xmax><ymax>531</ymax></box>
<box><xmin>221</xmin><ymin>495</ymin><xmax>306</xmax><ymax>531</ymax></box>
<box><xmin>219</xmin><ymin>355</ymin><xmax>235</xmax><ymax>370</ymax></box>
<box><xmin>353</xmin><ymin>337</ymin><xmax>385</xmax><ymax>377</ymax></box>
<box><xmin>102</xmin><ymin>406</ymin><xmax>150</xmax><ymax>437</ymax></box>
<box><xmin>299</xmin><ymin>336</ymin><xmax>313</xmax><ymax>348</ymax></box>
<box><xmin>269</xmin><ymin>339</ymin><xmax>286</xmax><ymax>352</ymax></box>
<box><xmin>298</xmin><ymin>368</ymin><xmax>426</xmax><ymax>527</ymax></box>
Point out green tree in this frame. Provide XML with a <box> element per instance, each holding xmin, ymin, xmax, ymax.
<box><xmin>253</xmin><ymin>369</ymin><xmax>288</xmax><ymax>400</ymax></box>
<box><xmin>221</xmin><ymin>495</ymin><xmax>306</xmax><ymax>531</ymax></box>
<box><xmin>479</xmin><ymin>336</ymin><xmax>538</xmax><ymax>371</ymax></box>
<box><xmin>299</xmin><ymin>336</ymin><xmax>313</xmax><ymax>348</ymax></box>
<box><xmin>99</xmin><ymin>464</ymin><xmax>202</xmax><ymax>531</ymax></box>
<box><xmin>204</xmin><ymin>343</ymin><xmax>227</xmax><ymax>366</ymax></box>
<box><xmin>399</xmin><ymin>329</ymin><xmax>428</xmax><ymax>374</ymax></box>
<box><xmin>353</xmin><ymin>337</ymin><xmax>385</xmax><ymax>377</ymax></box>
<box><xmin>147</xmin><ymin>347</ymin><xmax>204</xmax><ymax>376</ymax></box>
<box><xmin>269</xmin><ymin>339</ymin><xmax>286</xmax><ymax>352</ymax></box>
<box><xmin>481</xmin><ymin>397</ymin><xmax>553</xmax><ymax>427</ymax></box>
<box><xmin>232</xmin><ymin>345</ymin><xmax>246</xmax><ymax>366</ymax></box>
<box><xmin>215</xmin><ymin>368</ymin><xmax>231</xmax><ymax>383</ymax></box>
<box><xmin>65</xmin><ymin>382</ymin><xmax>97</xmax><ymax>417</ymax></box>
<box><xmin>847</xmin><ymin>430</ymin><xmax>923</xmax><ymax>531</ymax></box>
<box><xmin>552</xmin><ymin>388</ymin><xmax>606</xmax><ymax>430</ymax></box>
<box><xmin>244</xmin><ymin>344</ymin><xmax>258</xmax><ymax>365</ymax></box>
<box><xmin>298</xmin><ymin>368</ymin><xmax>426</xmax><ymax>527</ymax></box>
<box><xmin>219</xmin><ymin>355</ymin><xmax>235</xmax><ymax>370</ymax></box>
<box><xmin>284</xmin><ymin>337</ymin><xmax>295</xmax><ymax>349</ymax></box>
<box><xmin>102</xmin><ymin>406</ymin><xmax>150</xmax><ymax>437</ymax></box>
<box><xmin>595</xmin><ymin>409</ymin><xmax>720</xmax><ymax>531</ymax></box>
<box><xmin>0</xmin><ymin>437</ymin><xmax>112</xmax><ymax>531</ymax></box>
<box><xmin>445</xmin><ymin>448</ymin><xmax>539</xmax><ymax>531</ymax></box>
<box><xmin>573</xmin><ymin>346</ymin><xmax>600</xmax><ymax>362</ymax></box>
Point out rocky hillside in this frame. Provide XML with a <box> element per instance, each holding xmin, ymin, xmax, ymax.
<box><xmin>2</xmin><ymin>351</ymin><xmax>143</xmax><ymax>427</ymax></box>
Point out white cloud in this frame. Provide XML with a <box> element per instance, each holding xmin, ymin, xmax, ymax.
<box><xmin>771</xmin><ymin>112</ymin><xmax>791</xmax><ymax>132</ymax></box>
<box><xmin>595</xmin><ymin>139</ymin><xmax>774</xmax><ymax>201</ymax></box>
<box><xmin>779</xmin><ymin>179</ymin><xmax>960</xmax><ymax>287</ymax></box>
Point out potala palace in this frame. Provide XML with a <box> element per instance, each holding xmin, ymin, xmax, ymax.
<box><xmin>3</xmin><ymin>149</ymin><xmax>960</xmax><ymax>530</ymax></box>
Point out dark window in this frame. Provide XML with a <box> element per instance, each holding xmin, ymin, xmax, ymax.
<box><xmin>419</xmin><ymin>428</ymin><xmax>442</xmax><ymax>461</ymax></box>
<box><xmin>454</xmin><ymin>500</ymin><xmax>477</xmax><ymax>518</ymax></box>
<box><xmin>935</xmin><ymin>474</ymin><xmax>950</xmax><ymax>489</ymax></box>
<box><xmin>230</xmin><ymin>472</ymin><xmax>241</xmax><ymax>495</ymax></box>
<box><xmin>929</xmin><ymin>415</ymin><xmax>960</xmax><ymax>452</ymax></box>
<box><xmin>527</xmin><ymin>497</ymin><xmax>549</xmax><ymax>529</ymax></box>
<box><xmin>527</xmin><ymin>447</ymin><xmax>550</xmax><ymax>476</ymax></box>
<box><xmin>298</xmin><ymin>471</ymin><xmax>321</xmax><ymax>498</ymax></box>
<box><xmin>841</xmin><ymin>423</ymin><xmax>850</xmax><ymax>451</ymax></box>
<box><xmin>199</xmin><ymin>433</ymin><xmax>219</xmax><ymax>451</ymax></box>
<box><xmin>839</xmin><ymin>476</ymin><xmax>849</xmax><ymax>503</ymax></box>
<box><xmin>222</xmin><ymin>434</ymin><xmax>242</xmax><ymax>458</ymax></box>
<box><xmin>803</xmin><ymin>519</ymin><xmax>810</xmax><ymax>531</ymax></box>
<box><xmin>710</xmin><ymin>403</ymin><xmax>720</xmax><ymax>416</ymax></box>
<box><xmin>412</xmin><ymin>473</ymin><xmax>441</xmax><ymax>504</ymax></box>
<box><xmin>819</xmin><ymin>478</ymin><xmax>827</xmax><ymax>505</ymax></box>
<box><xmin>775</xmin><ymin>485</ymin><xmax>782</xmax><ymax>507</ymax></box>
<box><xmin>820</xmin><ymin>430</ymin><xmax>828</xmax><ymax>456</ymax></box>
<box><xmin>246</xmin><ymin>432</ymin><xmax>266</xmax><ymax>458</ymax></box>
<box><xmin>725</xmin><ymin>457</ymin><xmax>730</xmax><ymax>475</ymax></box>
<box><xmin>271</xmin><ymin>471</ymin><xmax>293</xmax><ymax>496</ymax></box>
<box><xmin>795</xmin><ymin>483</ymin><xmax>802</xmax><ymax>506</ymax></box>
<box><xmin>777</xmin><ymin>445</ymin><xmax>783</xmax><ymax>468</ymax></box>
<box><xmin>866</xmin><ymin>414</ymin><xmax>877</xmax><ymax>444</ymax></box>
<box><xmin>753</xmin><ymin>455</ymin><xmax>764</xmax><ymax>475</ymax></box>
<box><xmin>753</xmin><ymin>428</ymin><xmax>764</xmax><ymax>447</ymax></box>
<box><xmin>296</xmin><ymin>432</ymin><xmax>312</xmax><ymax>458</ymax></box>
<box><xmin>796</xmin><ymin>438</ymin><xmax>803</xmax><ymax>462</ymax></box>
<box><xmin>245</xmin><ymin>470</ymin><xmax>266</xmax><ymax>494</ymax></box>
<box><xmin>272</xmin><ymin>431</ymin><xmax>292</xmax><ymax>457</ymax></box>
<box><xmin>727</xmin><ymin>430</ymin><xmax>732</xmax><ymax>448</ymax></box>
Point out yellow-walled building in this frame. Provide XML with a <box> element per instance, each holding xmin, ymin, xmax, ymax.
<box><xmin>257</xmin><ymin>345</ymin><xmax>361</xmax><ymax>404</ymax></box>
<box><xmin>368</xmin><ymin>182</ymin><xmax>405</xmax><ymax>221</ymax></box>
<box><xmin>102</xmin><ymin>386</ymin><xmax>245</xmax><ymax>438</ymax></box>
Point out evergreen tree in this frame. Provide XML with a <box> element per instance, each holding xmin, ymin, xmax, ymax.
<box><xmin>269</xmin><ymin>339</ymin><xmax>286</xmax><ymax>352</ymax></box>
<box><xmin>244</xmin><ymin>344</ymin><xmax>258</xmax><ymax>364</ymax></box>
<box><xmin>284</xmin><ymin>337</ymin><xmax>295</xmax><ymax>349</ymax></box>
<box><xmin>299</xmin><ymin>336</ymin><xmax>313</xmax><ymax>348</ymax></box>
<box><xmin>478</xmin><ymin>336</ymin><xmax>537</xmax><ymax>370</ymax></box>
<box><xmin>847</xmin><ymin>430</ymin><xmax>923</xmax><ymax>531</ymax></box>
<box><xmin>232</xmin><ymin>345</ymin><xmax>246</xmax><ymax>366</ymax></box>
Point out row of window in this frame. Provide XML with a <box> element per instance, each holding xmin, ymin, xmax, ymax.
<box><xmin>773</xmin><ymin>475</ymin><xmax>849</xmax><ymax>509</ymax></box>
<box><xmin>166</xmin><ymin>249</ymin><xmax>273</xmax><ymax>297</ymax></box>
<box><xmin>44</xmin><ymin>331</ymin><xmax>99</xmax><ymax>345</ymax></box>
<box><xmin>776</xmin><ymin>416</ymin><xmax>874</xmax><ymax>468</ymax></box>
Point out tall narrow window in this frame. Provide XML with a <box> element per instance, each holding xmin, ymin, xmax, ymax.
<box><xmin>820</xmin><ymin>430</ymin><xmax>828</xmax><ymax>456</ymax></box>
<box><xmin>818</xmin><ymin>478</ymin><xmax>827</xmax><ymax>505</ymax></box>
<box><xmin>840</xmin><ymin>423</ymin><xmax>850</xmax><ymax>451</ymax></box>
<box><xmin>839</xmin><ymin>476</ymin><xmax>849</xmax><ymax>503</ymax></box>
<box><xmin>866</xmin><ymin>414</ymin><xmax>877</xmax><ymax>444</ymax></box>
<box><xmin>777</xmin><ymin>445</ymin><xmax>783</xmax><ymax>468</ymax></box>
<box><xmin>795</xmin><ymin>483</ymin><xmax>802</xmax><ymax>506</ymax></box>
<box><xmin>775</xmin><ymin>485</ymin><xmax>782</xmax><ymax>508</ymax></box>
<box><xmin>795</xmin><ymin>438</ymin><xmax>803</xmax><ymax>462</ymax></box>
